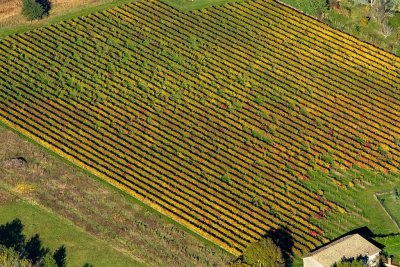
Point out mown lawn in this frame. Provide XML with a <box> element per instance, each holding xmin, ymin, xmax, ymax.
<box><xmin>0</xmin><ymin>200</ymin><xmax>144</xmax><ymax>267</ymax></box>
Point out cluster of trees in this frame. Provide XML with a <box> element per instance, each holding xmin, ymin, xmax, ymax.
<box><xmin>22</xmin><ymin>0</ymin><xmax>51</xmax><ymax>21</ymax></box>
<box><xmin>0</xmin><ymin>219</ymin><xmax>66</xmax><ymax>267</ymax></box>
<box><xmin>333</xmin><ymin>257</ymin><xmax>386</xmax><ymax>267</ymax></box>
<box><xmin>333</xmin><ymin>259</ymin><xmax>369</xmax><ymax>267</ymax></box>
<box><xmin>331</xmin><ymin>0</ymin><xmax>400</xmax><ymax>37</ymax></box>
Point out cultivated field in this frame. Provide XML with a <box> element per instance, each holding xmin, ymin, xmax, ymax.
<box><xmin>0</xmin><ymin>125</ymin><xmax>231</xmax><ymax>266</ymax></box>
<box><xmin>1</xmin><ymin>0</ymin><xmax>400</xmax><ymax>256</ymax></box>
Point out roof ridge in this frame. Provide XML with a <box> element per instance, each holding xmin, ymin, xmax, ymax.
<box><xmin>308</xmin><ymin>234</ymin><xmax>357</xmax><ymax>256</ymax></box>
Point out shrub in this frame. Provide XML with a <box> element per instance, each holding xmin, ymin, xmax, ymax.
<box><xmin>321</xmin><ymin>153</ymin><xmax>334</xmax><ymax>164</ymax></box>
<box><xmin>221</xmin><ymin>174</ymin><xmax>231</xmax><ymax>184</ymax></box>
<box><xmin>378</xmin><ymin>145</ymin><xmax>389</xmax><ymax>155</ymax></box>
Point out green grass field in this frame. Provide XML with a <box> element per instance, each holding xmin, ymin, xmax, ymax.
<box><xmin>378</xmin><ymin>193</ymin><xmax>400</xmax><ymax>227</ymax></box>
<box><xmin>0</xmin><ymin>200</ymin><xmax>144</xmax><ymax>267</ymax></box>
<box><xmin>373</xmin><ymin>193</ymin><xmax>400</xmax><ymax>264</ymax></box>
<box><xmin>305</xmin><ymin>167</ymin><xmax>400</xmax><ymax>239</ymax></box>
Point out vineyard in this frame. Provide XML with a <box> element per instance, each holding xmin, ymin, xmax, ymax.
<box><xmin>1</xmin><ymin>0</ymin><xmax>400</xmax><ymax>256</ymax></box>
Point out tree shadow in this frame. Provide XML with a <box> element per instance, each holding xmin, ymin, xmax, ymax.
<box><xmin>0</xmin><ymin>218</ymin><xmax>68</xmax><ymax>266</ymax></box>
<box><xmin>23</xmin><ymin>234</ymin><xmax>49</xmax><ymax>264</ymax></box>
<box><xmin>36</xmin><ymin>0</ymin><xmax>52</xmax><ymax>14</ymax></box>
<box><xmin>345</xmin><ymin>226</ymin><xmax>375</xmax><ymax>239</ymax></box>
<box><xmin>265</xmin><ymin>227</ymin><xmax>294</xmax><ymax>267</ymax></box>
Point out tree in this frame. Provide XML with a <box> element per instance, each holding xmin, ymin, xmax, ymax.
<box><xmin>368</xmin><ymin>0</ymin><xmax>400</xmax><ymax>23</ymax></box>
<box><xmin>0</xmin><ymin>245</ymin><xmax>32</xmax><ymax>267</ymax></box>
<box><xmin>22</xmin><ymin>0</ymin><xmax>46</xmax><ymax>21</ymax></box>
<box><xmin>53</xmin><ymin>245</ymin><xmax>66</xmax><ymax>267</ymax></box>
<box><xmin>42</xmin><ymin>253</ymin><xmax>58</xmax><ymax>267</ymax></box>
<box><xmin>243</xmin><ymin>238</ymin><xmax>285</xmax><ymax>267</ymax></box>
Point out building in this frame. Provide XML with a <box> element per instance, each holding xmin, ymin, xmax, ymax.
<box><xmin>303</xmin><ymin>234</ymin><xmax>381</xmax><ymax>267</ymax></box>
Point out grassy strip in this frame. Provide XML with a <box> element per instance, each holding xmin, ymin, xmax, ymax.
<box><xmin>0</xmin><ymin>199</ymin><xmax>144</xmax><ymax>267</ymax></box>
<box><xmin>0</xmin><ymin>0</ymin><xmax>137</xmax><ymax>38</ymax></box>
<box><xmin>0</xmin><ymin>121</ymin><xmax>231</xmax><ymax>257</ymax></box>
<box><xmin>160</xmin><ymin>0</ymin><xmax>245</xmax><ymax>11</ymax></box>
<box><xmin>376</xmin><ymin>194</ymin><xmax>400</xmax><ymax>228</ymax></box>
<box><xmin>305</xmin><ymin>167</ymin><xmax>400</xmax><ymax>240</ymax></box>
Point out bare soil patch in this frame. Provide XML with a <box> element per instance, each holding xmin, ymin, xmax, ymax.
<box><xmin>3</xmin><ymin>156</ymin><xmax>28</xmax><ymax>169</ymax></box>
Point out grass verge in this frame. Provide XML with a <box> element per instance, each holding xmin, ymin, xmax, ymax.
<box><xmin>377</xmin><ymin>193</ymin><xmax>400</xmax><ymax>227</ymax></box>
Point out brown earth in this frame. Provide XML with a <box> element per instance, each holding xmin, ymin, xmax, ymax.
<box><xmin>0</xmin><ymin>125</ymin><xmax>234</xmax><ymax>266</ymax></box>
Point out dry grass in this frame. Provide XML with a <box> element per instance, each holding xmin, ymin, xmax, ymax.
<box><xmin>0</xmin><ymin>0</ymin><xmax>117</xmax><ymax>28</ymax></box>
<box><xmin>0</xmin><ymin>188</ymin><xmax>14</xmax><ymax>206</ymax></box>
<box><xmin>0</xmin><ymin>0</ymin><xmax>20</xmax><ymax>22</ymax></box>
<box><xmin>0</xmin><ymin>126</ymin><xmax>233</xmax><ymax>267</ymax></box>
